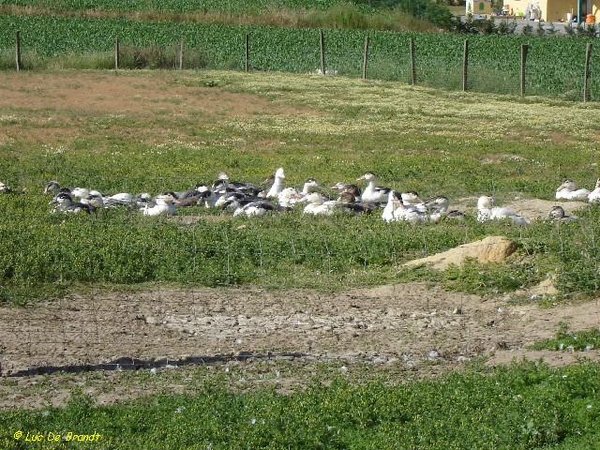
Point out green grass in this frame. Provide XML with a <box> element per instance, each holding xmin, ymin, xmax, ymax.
<box><xmin>1</xmin><ymin>70</ymin><xmax>600</xmax><ymax>303</ymax></box>
<box><xmin>1</xmin><ymin>360</ymin><xmax>600</xmax><ymax>449</ymax></box>
<box><xmin>530</xmin><ymin>323</ymin><xmax>600</xmax><ymax>351</ymax></box>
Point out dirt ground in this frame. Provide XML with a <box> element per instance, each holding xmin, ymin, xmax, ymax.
<box><xmin>1</xmin><ymin>282</ymin><xmax>600</xmax><ymax>409</ymax></box>
<box><xmin>1</xmin><ymin>72</ymin><xmax>599</xmax><ymax>409</ymax></box>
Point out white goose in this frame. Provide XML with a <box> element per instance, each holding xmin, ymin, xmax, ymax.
<box><xmin>279</xmin><ymin>178</ymin><xmax>320</xmax><ymax>207</ymax></box>
<box><xmin>103</xmin><ymin>192</ymin><xmax>137</xmax><ymax>208</ymax></box>
<box><xmin>382</xmin><ymin>190</ymin><xmax>427</xmax><ymax>224</ymax></box>
<box><xmin>477</xmin><ymin>195</ymin><xmax>529</xmax><ymax>226</ymax></box>
<box><xmin>357</xmin><ymin>172</ymin><xmax>391</xmax><ymax>204</ymax></box>
<box><xmin>555</xmin><ymin>179</ymin><xmax>590</xmax><ymax>200</ymax></box>
<box><xmin>588</xmin><ymin>178</ymin><xmax>600</xmax><ymax>203</ymax></box>
<box><xmin>141</xmin><ymin>193</ymin><xmax>177</xmax><ymax>216</ymax></box>
<box><xmin>303</xmin><ymin>192</ymin><xmax>338</xmax><ymax>216</ymax></box>
<box><xmin>266</xmin><ymin>167</ymin><xmax>286</xmax><ymax>199</ymax></box>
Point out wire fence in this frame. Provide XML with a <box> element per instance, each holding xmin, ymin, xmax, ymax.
<box><xmin>1</xmin><ymin>16</ymin><xmax>600</xmax><ymax>100</ymax></box>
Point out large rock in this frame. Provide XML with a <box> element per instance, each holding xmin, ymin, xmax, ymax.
<box><xmin>403</xmin><ymin>236</ymin><xmax>516</xmax><ymax>271</ymax></box>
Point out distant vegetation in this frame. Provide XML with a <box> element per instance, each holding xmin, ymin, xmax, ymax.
<box><xmin>0</xmin><ymin>0</ymin><xmax>452</xmax><ymax>32</ymax></box>
<box><xmin>0</xmin><ymin>14</ymin><xmax>597</xmax><ymax>99</ymax></box>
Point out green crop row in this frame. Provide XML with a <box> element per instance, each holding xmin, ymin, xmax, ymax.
<box><xmin>0</xmin><ymin>14</ymin><xmax>596</xmax><ymax>99</ymax></box>
<box><xmin>0</xmin><ymin>0</ymin><xmax>345</xmax><ymax>13</ymax></box>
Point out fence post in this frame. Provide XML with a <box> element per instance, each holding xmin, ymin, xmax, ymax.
<box><xmin>319</xmin><ymin>29</ymin><xmax>326</xmax><ymax>75</ymax></box>
<box><xmin>362</xmin><ymin>36</ymin><xmax>370</xmax><ymax>80</ymax></box>
<box><xmin>245</xmin><ymin>33</ymin><xmax>249</xmax><ymax>72</ymax></box>
<box><xmin>15</xmin><ymin>30</ymin><xmax>22</xmax><ymax>72</ymax></box>
<box><xmin>178</xmin><ymin>38</ymin><xmax>184</xmax><ymax>70</ymax></box>
<box><xmin>462</xmin><ymin>39</ymin><xmax>469</xmax><ymax>92</ymax></box>
<box><xmin>583</xmin><ymin>42</ymin><xmax>593</xmax><ymax>103</ymax></box>
<box><xmin>520</xmin><ymin>44</ymin><xmax>529</xmax><ymax>97</ymax></box>
<box><xmin>409</xmin><ymin>38</ymin><xmax>416</xmax><ymax>85</ymax></box>
<box><xmin>114</xmin><ymin>36</ymin><xmax>120</xmax><ymax>70</ymax></box>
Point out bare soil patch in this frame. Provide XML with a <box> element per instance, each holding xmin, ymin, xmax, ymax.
<box><xmin>0</xmin><ymin>71</ymin><xmax>313</xmax><ymax>146</ymax></box>
<box><xmin>1</xmin><ymin>283</ymin><xmax>599</xmax><ymax>408</ymax></box>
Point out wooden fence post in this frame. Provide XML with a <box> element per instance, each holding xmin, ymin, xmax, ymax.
<box><xmin>409</xmin><ymin>38</ymin><xmax>416</xmax><ymax>85</ymax></box>
<box><xmin>520</xmin><ymin>44</ymin><xmax>529</xmax><ymax>97</ymax></box>
<box><xmin>114</xmin><ymin>36</ymin><xmax>120</xmax><ymax>70</ymax></box>
<box><xmin>462</xmin><ymin>39</ymin><xmax>469</xmax><ymax>92</ymax></box>
<box><xmin>245</xmin><ymin>33</ymin><xmax>249</xmax><ymax>72</ymax></box>
<box><xmin>583</xmin><ymin>42</ymin><xmax>593</xmax><ymax>103</ymax></box>
<box><xmin>178</xmin><ymin>38</ymin><xmax>184</xmax><ymax>70</ymax></box>
<box><xmin>319</xmin><ymin>29</ymin><xmax>326</xmax><ymax>75</ymax></box>
<box><xmin>15</xmin><ymin>30</ymin><xmax>22</xmax><ymax>72</ymax></box>
<box><xmin>362</xmin><ymin>36</ymin><xmax>370</xmax><ymax>80</ymax></box>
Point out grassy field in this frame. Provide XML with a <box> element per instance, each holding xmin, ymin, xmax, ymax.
<box><xmin>0</xmin><ymin>69</ymin><xmax>600</xmax><ymax>304</ymax></box>
<box><xmin>1</xmin><ymin>359</ymin><xmax>599</xmax><ymax>449</ymax></box>
<box><xmin>1</xmin><ymin>69</ymin><xmax>600</xmax><ymax>447</ymax></box>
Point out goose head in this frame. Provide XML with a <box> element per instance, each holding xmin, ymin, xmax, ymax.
<box><xmin>401</xmin><ymin>191</ymin><xmax>421</xmax><ymax>205</ymax></box>
<box><xmin>44</xmin><ymin>180</ymin><xmax>62</xmax><ymax>194</ymax></box>
<box><xmin>548</xmin><ymin>205</ymin><xmax>567</xmax><ymax>220</ymax></box>
<box><xmin>477</xmin><ymin>195</ymin><xmax>494</xmax><ymax>210</ymax></box>
<box><xmin>557</xmin><ymin>179</ymin><xmax>576</xmax><ymax>192</ymax></box>
<box><xmin>50</xmin><ymin>192</ymin><xmax>73</xmax><ymax>206</ymax></box>
<box><xmin>357</xmin><ymin>172</ymin><xmax>376</xmax><ymax>183</ymax></box>
<box><xmin>274</xmin><ymin>167</ymin><xmax>285</xmax><ymax>180</ymax></box>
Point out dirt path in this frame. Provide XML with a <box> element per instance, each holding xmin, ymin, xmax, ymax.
<box><xmin>1</xmin><ymin>283</ymin><xmax>599</xmax><ymax>408</ymax></box>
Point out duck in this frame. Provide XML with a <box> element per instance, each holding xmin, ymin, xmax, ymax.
<box><xmin>278</xmin><ymin>178</ymin><xmax>321</xmax><ymax>208</ymax></box>
<box><xmin>400</xmin><ymin>191</ymin><xmax>423</xmax><ymax>208</ymax></box>
<box><xmin>547</xmin><ymin>205</ymin><xmax>577</xmax><ymax>222</ymax></box>
<box><xmin>588</xmin><ymin>179</ymin><xmax>600</xmax><ymax>203</ymax></box>
<box><xmin>477</xmin><ymin>195</ymin><xmax>529</xmax><ymax>225</ymax></box>
<box><xmin>302</xmin><ymin>192</ymin><xmax>338</xmax><ymax>216</ymax></box>
<box><xmin>331</xmin><ymin>182</ymin><xmax>361</xmax><ymax>202</ymax></box>
<box><xmin>357</xmin><ymin>172</ymin><xmax>391</xmax><ymax>205</ymax></box>
<box><xmin>382</xmin><ymin>190</ymin><xmax>402</xmax><ymax>223</ymax></box>
<box><xmin>337</xmin><ymin>191</ymin><xmax>374</xmax><ymax>215</ymax></box>
<box><xmin>80</xmin><ymin>191</ymin><xmax>105</xmax><ymax>209</ymax></box>
<box><xmin>423</xmin><ymin>195</ymin><xmax>465</xmax><ymax>222</ymax></box>
<box><xmin>44</xmin><ymin>181</ymin><xmax>92</xmax><ymax>201</ymax></box>
<box><xmin>49</xmin><ymin>192</ymin><xmax>94</xmax><ymax>214</ymax></box>
<box><xmin>265</xmin><ymin>167</ymin><xmax>286</xmax><ymax>199</ymax></box>
<box><xmin>0</xmin><ymin>182</ymin><xmax>12</xmax><ymax>193</ymax></box>
<box><xmin>555</xmin><ymin>179</ymin><xmax>590</xmax><ymax>200</ymax></box>
<box><xmin>394</xmin><ymin>197</ymin><xmax>428</xmax><ymax>224</ymax></box>
<box><xmin>382</xmin><ymin>190</ymin><xmax>427</xmax><ymax>223</ymax></box>
<box><xmin>103</xmin><ymin>192</ymin><xmax>138</xmax><ymax>208</ymax></box>
<box><xmin>233</xmin><ymin>199</ymin><xmax>279</xmax><ymax>217</ymax></box>
<box><xmin>215</xmin><ymin>191</ymin><xmax>251</xmax><ymax>211</ymax></box>
<box><xmin>141</xmin><ymin>193</ymin><xmax>177</xmax><ymax>216</ymax></box>
<box><xmin>213</xmin><ymin>172</ymin><xmax>263</xmax><ymax>198</ymax></box>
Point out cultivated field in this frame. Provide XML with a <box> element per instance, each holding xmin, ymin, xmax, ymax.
<box><xmin>1</xmin><ymin>69</ymin><xmax>600</xmax><ymax>448</ymax></box>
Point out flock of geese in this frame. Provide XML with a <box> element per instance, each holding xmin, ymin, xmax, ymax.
<box><xmin>3</xmin><ymin>169</ymin><xmax>600</xmax><ymax>224</ymax></box>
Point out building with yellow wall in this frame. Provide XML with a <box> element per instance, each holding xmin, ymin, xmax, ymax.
<box><xmin>467</xmin><ymin>0</ymin><xmax>599</xmax><ymax>22</ymax></box>
<box><xmin>502</xmin><ymin>0</ymin><xmax>595</xmax><ymax>22</ymax></box>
